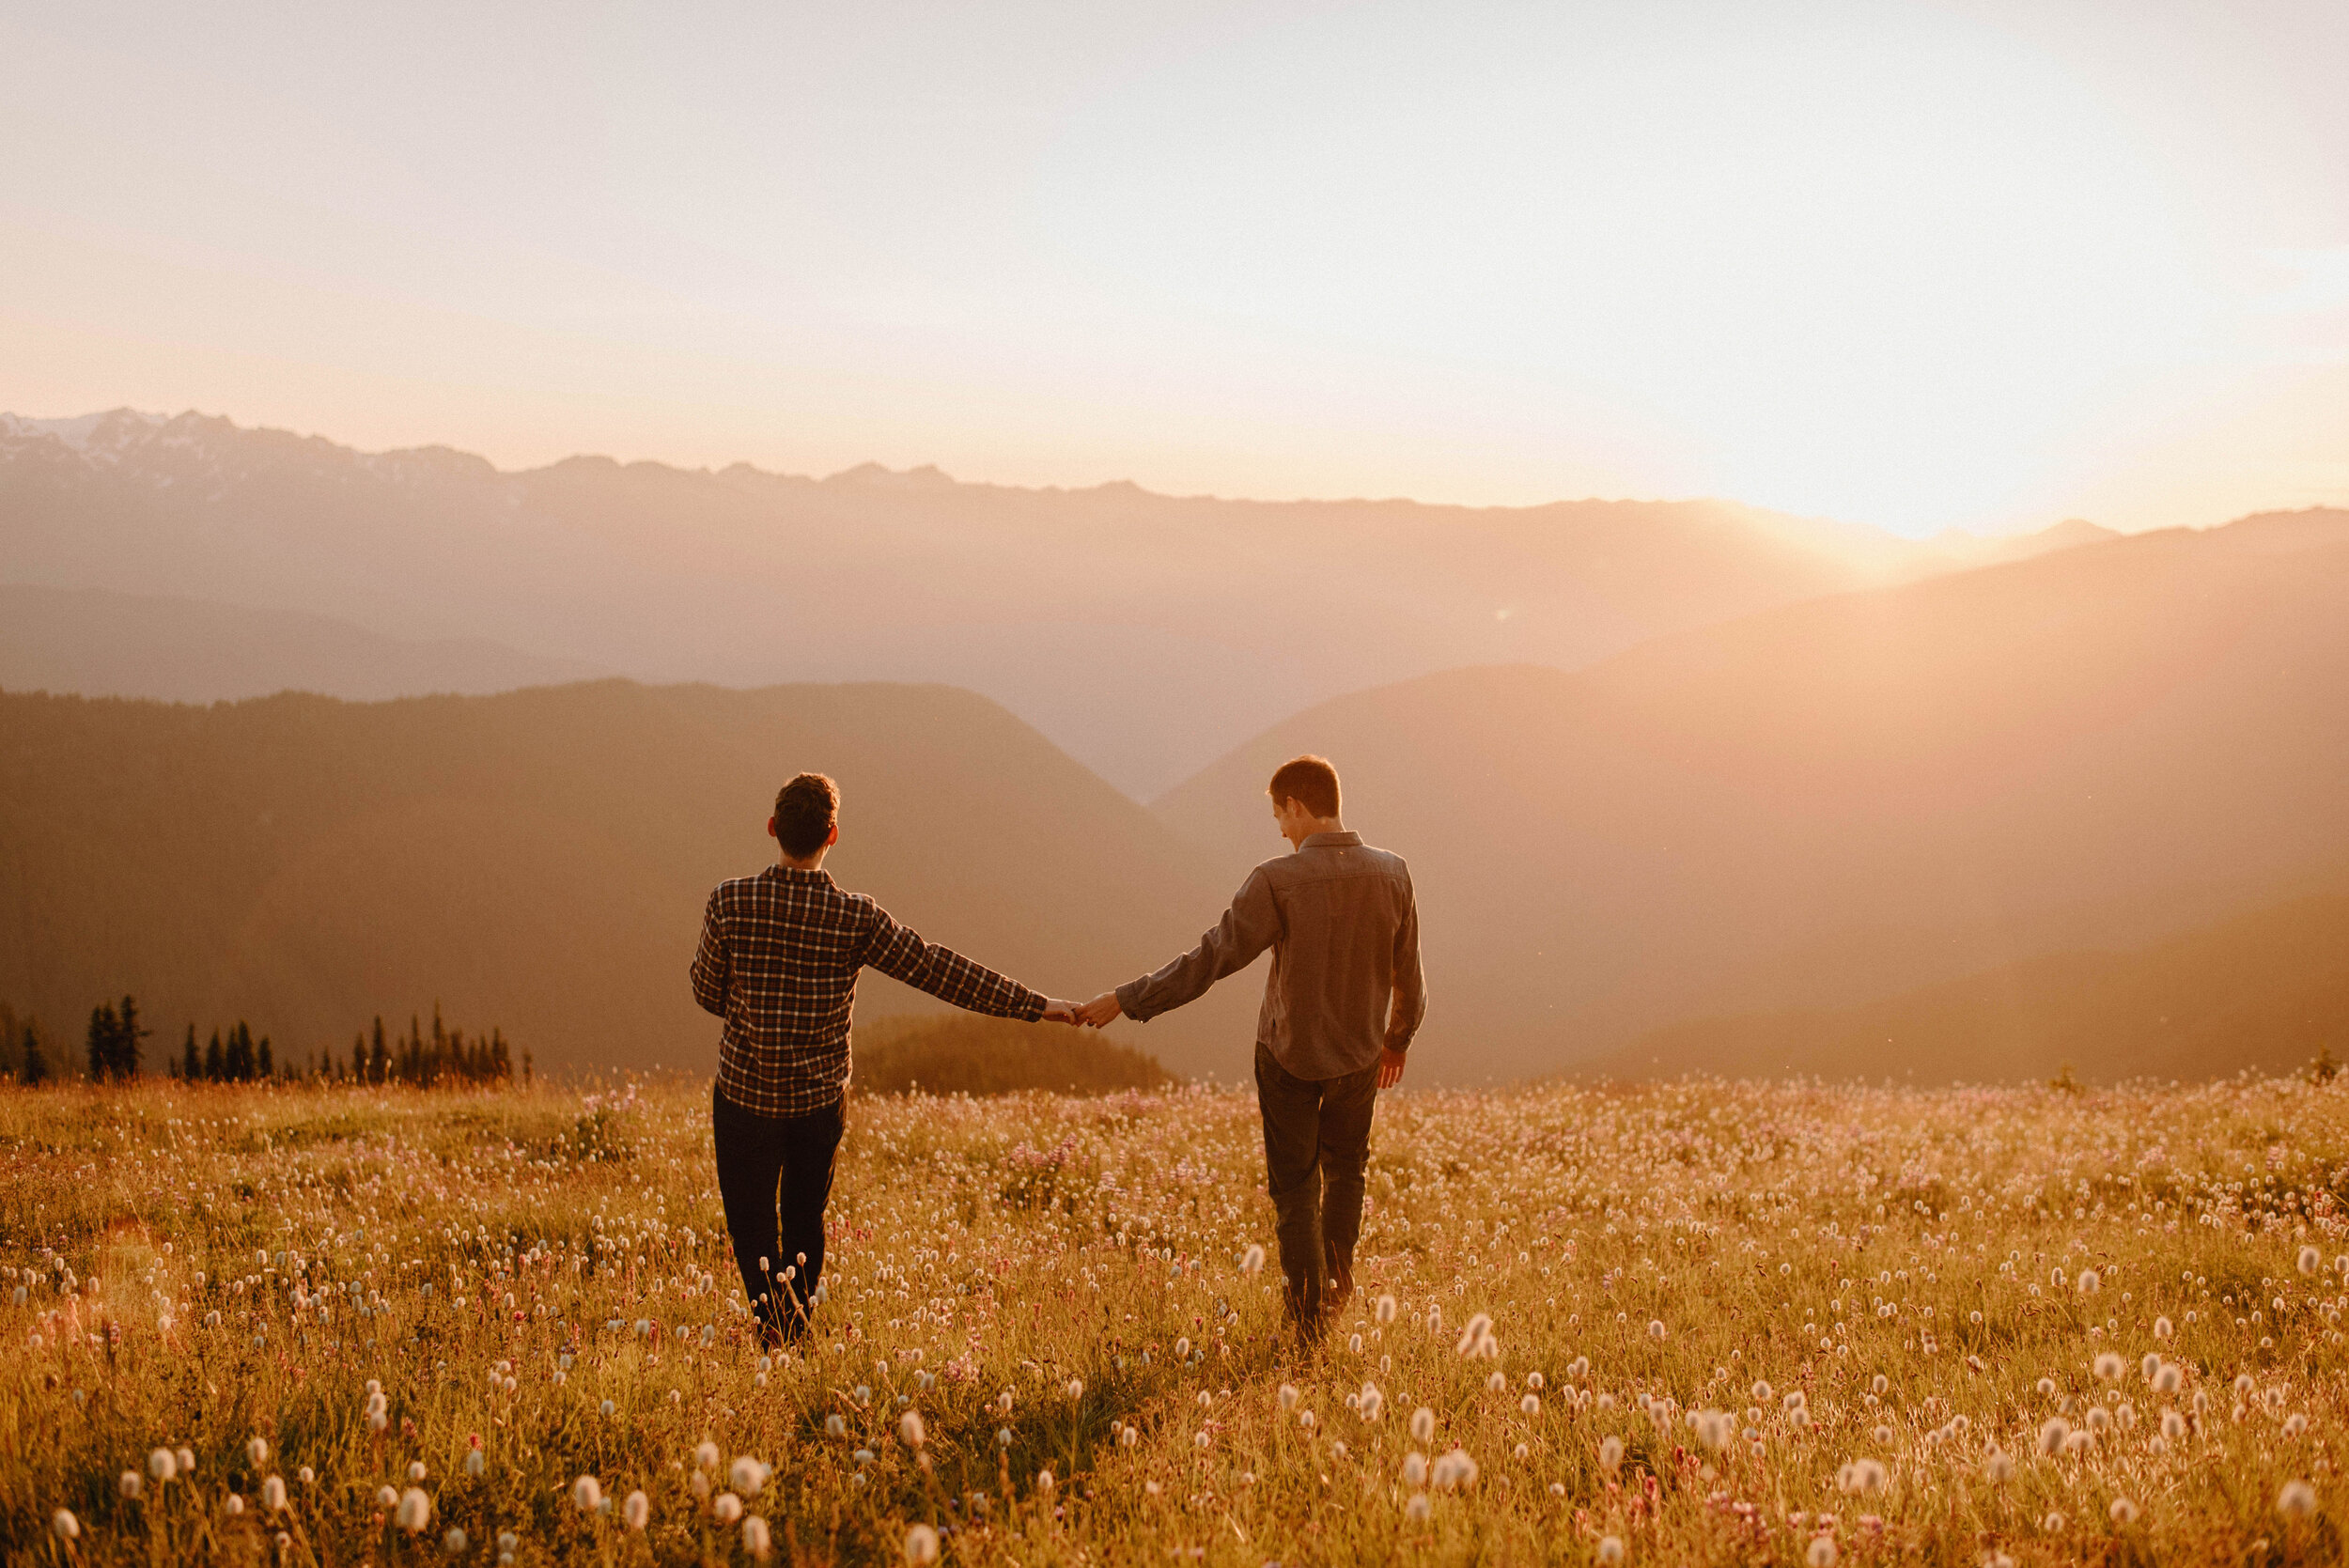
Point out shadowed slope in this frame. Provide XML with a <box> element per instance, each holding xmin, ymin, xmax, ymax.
<box><xmin>0</xmin><ymin>680</ymin><xmax>1254</xmax><ymax>1078</ymax></box>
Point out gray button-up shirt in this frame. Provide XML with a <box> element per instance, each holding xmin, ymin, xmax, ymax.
<box><xmin>1115</xmin><ymin>831</ymin><xmax>1426</xmax><ymax>1080</ymax></box>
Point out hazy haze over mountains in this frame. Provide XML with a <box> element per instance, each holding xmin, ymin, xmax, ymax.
<box><xmin>1156</xmin><ymin>508</ymin><xmax>2349</xmax><ymax>1082</ymax></box>
<box><xmin>0</xmin><ymin>583</ymin><xmax>600</xmax><ymax>705</ymax></box>
<box><xmin>0</xmin><ymin>410</ymin><xmax>2104</xmax><ymax>796</ymax></box>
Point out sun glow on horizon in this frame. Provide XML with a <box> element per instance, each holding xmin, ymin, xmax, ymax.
<box><xmin>0</xmin><ymin>0</ymin><xmax>2343</xmax><ymax>536</ymax></box>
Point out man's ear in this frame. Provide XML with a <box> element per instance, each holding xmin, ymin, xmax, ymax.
<box><xmin>767</xmin><ymin>815</ymin><xmax>780</xmax><ymax>841</ymax></box>
<box><xmin>826</xmin><ymin>822</ymin><xmax>840</xmax><ymax>847</ymax></box>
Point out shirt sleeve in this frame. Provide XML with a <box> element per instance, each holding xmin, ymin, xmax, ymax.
<box><xmin>1115</xmin><ymin>866</ymin><xmax>1283</xmax><ymax>1023</ymax></box>
<box><xmin>690</xmin><ymin>888</ymin><xmax>731</xmax><ymax>1017</ymax></box>
<box><xmin>862</xmin><ymin>908</ymin><xmax>1047</xmax><ymax>1020</ymax></box>
<box><xmin>1385</xmin><ymin>868</ymin><xmax>1428</xmax><ymax>1051</ymax></box>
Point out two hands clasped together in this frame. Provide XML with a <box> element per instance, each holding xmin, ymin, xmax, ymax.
<box><xmin>1037</xmin><ymin>990</ymin><xmax>1409</xmax><ymax>1088</ymax></box>
<box><xmin>1036</xmin><ymin>989</ymin><xmax>1126</xmax><ymax>1031</ymax></box>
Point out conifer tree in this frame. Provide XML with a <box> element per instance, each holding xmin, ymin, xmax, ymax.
<box><xmin>21</xmin><ymin>1025</ymin><xmax>49</xmax><ymax>1086</ymax></box>
<box><xmin>257</xmin><ymin>1035</ymin><xmax>273</xmax><ymax>1079</ymax></box>
<box><xmin>114</xmin><ymin>995</ymin><xmax>148</xmax><ymax>1077</ymax></box>
<box><xmin>205</xmin><ymin>1029</ymin><xmax>226</xmax><ymax>1081</ymax></box>
<box><xmin>225</xmin><ymin>1023</ymin><xmax>256</xmax><ymax>1081</ymax></box>
<box><xmin>86</xmin><ymin>1002</ymin><xmax>117</xmax><ymax>1081</ymax></box>
<box><xmin>181</xmin><ymin>1025</ymin><xmax>201</xmax><ymax>1080</ymax></box>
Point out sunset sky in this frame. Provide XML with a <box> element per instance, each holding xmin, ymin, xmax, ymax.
<box><xmin>2</xmin><ymin>0</ymin><xmax>2343</xmax><ymax>536</ymax></box>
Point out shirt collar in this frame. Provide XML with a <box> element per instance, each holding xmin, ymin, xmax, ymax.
<box><xmin>767</xmin><ymin>863</ymin><xmax>837</xmax><ymax>885</ymax></box>
<box><xmin>1301</xmin><ymin>831</ymin><xmax>1362</xmax><ymax>849</ymax></box>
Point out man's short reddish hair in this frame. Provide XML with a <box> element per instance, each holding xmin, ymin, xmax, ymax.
<box><xmin>1267</xmin><ymin>754</ymin><xmax>1341</xmax><ymax>818</ymax></box>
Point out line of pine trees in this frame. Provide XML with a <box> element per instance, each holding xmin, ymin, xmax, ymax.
<box><xmin>85</xmin><ymin>996</ymin><xmax>148</xmax><ymax>1079</ymax></box>
<box><xmin>0</xmin><ymin>996</ymin><xmax>521</xmax><ymax>1089</ymax></box>
<box><xmin>332</xmin><ymin>1007</ymin><xmax>520</xmax><ymax>1087</ymax></box>
<box><xmin>175</xmin><ymin>1020</ymin><xmax>274</xmax><ymax>1082</ymax></box>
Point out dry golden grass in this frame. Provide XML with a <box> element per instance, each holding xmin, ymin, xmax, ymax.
<box><xmin>3</xmin><ymin>1070</ymin><xmax>2345</xmax><ymax>1564</ymax></box>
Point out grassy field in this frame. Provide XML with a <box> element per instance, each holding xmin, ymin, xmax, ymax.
<box><xmin>1</xmin><ymin>1071</ymin><xmax>2344</xmax><ymax>1565</ymax></box>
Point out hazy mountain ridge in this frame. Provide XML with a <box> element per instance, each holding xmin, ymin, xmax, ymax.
<box><xmin>0</xmin><ymin>408</ymin><xmax>2106</xmax><ymax>796</ymax></box>
<box><xmin>0</xmin><ymin>679</ymin><xmax>1257</xmax><ymax>1080</ymax></box>
<box><xmin>0</xmin><ymin>583</ymin><xmax>602</xmax><ymax>705</ymax></box>
<box><xmin>1155</xmin><ymin>508</ymin><xmax>2349</xmax><ymax>1082</ymax></box>
<box><xmin>1594</xmin><ymin>891</ymin><xmax>2349</xmax><ymax>1084</ymax></box>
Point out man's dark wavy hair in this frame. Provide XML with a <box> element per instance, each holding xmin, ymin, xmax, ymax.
<box><xmin>774</xmin><ymin>772</ymin><xmax>839</xmax><ymax>858</ymax></box>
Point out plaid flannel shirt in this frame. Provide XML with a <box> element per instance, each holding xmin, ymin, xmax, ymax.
<box><xmin>692</xmin><ymin>864</ymin><xmax>1046</xmax><ymax>1118</ymax></box>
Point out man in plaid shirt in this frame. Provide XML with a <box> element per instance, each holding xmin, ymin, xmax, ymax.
<box><xmin>692</xmin><ymin>771</ymin><xmax>1077</xmax><ymax>1343</ymax></box>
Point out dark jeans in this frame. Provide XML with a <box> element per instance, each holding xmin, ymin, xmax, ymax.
<box><xmin>1254</xmin><ymin>1042</ymin><xmax>1378</xmax><ymax>1332</ymax></box>
<box><xmin>712</xmin><ymin>1084</ymin><xmax>845</xmax><ymax>1343</ymax></box>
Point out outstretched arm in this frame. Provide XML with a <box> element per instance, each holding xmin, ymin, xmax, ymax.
<box><xmin>690</xmin><ymin>890</ymin><xmax>731</xmax><ymax>1017</ymax></box>
<box><xmin>864</xmin><ymin>912</ymin><xmax>1076</xmax><ymax>1021</ymax></box>
<box><xmin>1079</xmin><ymin>869</ymin><xmax>1281</xmax><ymax>1026</ymax></box>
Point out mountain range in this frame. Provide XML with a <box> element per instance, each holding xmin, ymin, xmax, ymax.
<box><xmin>5</xmin><ymin>409</ymin><xmax>2341</xmax><ymax>1086</ymax></box>
<box><xmin>0</xmin><ymin>409</ymin><xmax>2107</xmax><ymax>797</ymax></box>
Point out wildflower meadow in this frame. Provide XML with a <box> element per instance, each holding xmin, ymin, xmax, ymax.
<box><xmin>4</xmin><ymin>1070</ymin><xmax>2345</xmax><ymax>1565</ymax></box>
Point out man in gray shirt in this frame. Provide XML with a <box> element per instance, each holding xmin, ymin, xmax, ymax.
<box><xmin>1079</xmin><ymin>754</ymin><xmax>1425</xmax><ymax>1341</ymax></box>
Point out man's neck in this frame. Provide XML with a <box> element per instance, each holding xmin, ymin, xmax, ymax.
<box><xmin>1284</xmin><ymin>817</ymin><xmax>1345</xmax><ymax>850</ymax></box>
<box><xmin>780</xmin><ymin>852</ymin><xmax>829</xmax><ymax>873</ymax></box>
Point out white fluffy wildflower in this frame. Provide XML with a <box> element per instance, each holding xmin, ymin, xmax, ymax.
<box><xmin>1430</xmin><ymin>1448</ymin><xmax>1479</xmax><ymax>1490</ymax></box>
